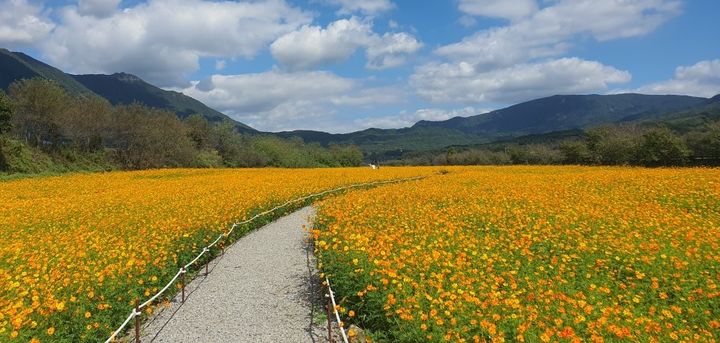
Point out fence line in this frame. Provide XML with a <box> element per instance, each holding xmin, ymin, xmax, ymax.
<box><xmin>105</xmin><ymin>176</ymin><xmax>424</xmax><ymax>343</ymax></box>
<box><xmin>325</xmin><ymin>277</ymin><xmax>350</xmax><ymax>343</ymax></box>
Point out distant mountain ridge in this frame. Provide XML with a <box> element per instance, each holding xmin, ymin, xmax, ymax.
<box><xmin>0</xmin><ymin>49</ymin><xmax>253</xmax><ymax>131</ymax></box>
<box><xmin>2</xmin><ymin>48</ymin><xmax>717</xmax><ymax>158</ymax></box>
<box><xmin>413</xmin><ymin>93</ymin><xmax>708</xmax><ymax>136</ymax></box>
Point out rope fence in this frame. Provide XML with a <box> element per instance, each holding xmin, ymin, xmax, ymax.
<box><xmin>105</xmin><ymin>176</ymin><xmax>424</xmax><ymax>343</ymax></box>
<box><xmin>325</xmin><ymin>277</ymin><xmax>350</xmax><ymax>343</ymax></box>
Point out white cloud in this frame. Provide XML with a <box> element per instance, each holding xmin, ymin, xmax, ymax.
<box><xmin>366</xmin><ymin>32</ymin><xmax>423</xmax><ymax>70</ymax></box>
<box><xmin>411</xmin><ymin>58</ymin><xmax>631</xmax><ymax>104</ymax></box>
<box><xmin>270</xmin><ymin>17</ymin><xmax>375</xmax><ymax>70</ymax></box>
<box><xmin>215</xmin><ymin>60</ymin><xmax>226</xmax><ymax>71</ymax></box>
<box><xmin>182</xmin><ymin>70</ymin><xmax>405</xmax><ymax>132</ymax></box>
<box><xmin>270</xmin><ymin>17</ymin><xmax>421</xmax><ymax>70</ymax></box>
<box><xmin>325</xmin><ymin>0</ymin><xmax>394</xmax><ymax>15</ymax></box>
<box><xmin>458</xmin><ymin>15</ymin><xmax>477</xmax><ymax>28</ymax></box>
<box><xmin>635</xmin><ymin>59</ymin><xmax>720</xmax><ymax>97</ymax></box>
<box><xmin>0</xmin><ymin>0</ymin><xmax>54</xmax><ymax>46</ymax></box>
<box><xmin>357</xmin><ymin>107</ymin><xmax>487</xmax><ymax>129</ymax></box>
<box><xmin>438</xmin><ymin>0</ymin><xmax>682</xmax><ymax>70</ymax></box>
<box><xmin>77</xmin><ymin>0</ymin><xmax>121</xmax><ymax>17</ymax></box>
<box><xmin>42</xmin><ymin>0</ymin><xmax>312</xmax><ymax>87</ymax></box>
<box><xmin>458</xmin><ymin>0</ymin><xmax>538</xmax><ymax>21</ymax></box>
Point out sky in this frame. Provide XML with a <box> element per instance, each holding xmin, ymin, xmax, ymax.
<box><xmin>1</xmin><ymin>0</ymin><xmax>719</xmax><ymax>133</ymax></box>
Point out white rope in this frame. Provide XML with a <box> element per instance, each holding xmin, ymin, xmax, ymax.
<box><xmin>103</xmin><ymin>309</ymin><xmax>139</xmax><ymax>343</ymax></box>
<box><xmin>138</xmin><ymin>269</ymin><xmax>183</xmax><ymax>309</ymax></box>
<box><xmin>105</xmin><ymin>176</ymin><xmax>423</xmax><ymax>342</ymax></box>
<box><xmin>326</xmin><ymin>277</ymin><xmax>350</xmax><ymax>343</ymax></box>
<box><xmin>184</xmin><ymin>247</ymin><xmax>209</xmax><ymax>270</ymax></box>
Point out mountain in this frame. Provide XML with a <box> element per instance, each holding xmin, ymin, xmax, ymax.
<box><xmin>278</xmin><ymin>94</ymin><xmax>711</xmax><ymax>156</ymax></box>
<box><xmin>413</xmin><ymin>94</ymin><xmax>707</xmax><ymax>136</ymax></box>
<box><xmin>708</xmin><ymin>94</ymin><xmax>720</xmax><ymax>104</ymax></box>
<box><xmin>276</xmin><ymin>126</ymin><xmax>486</xmax><ymax>156</ymax></box>
<box><xmin>70</xmin><ymin>73</ymin><xmax>253</xmax><ymax>130</ymax></box>
<box><xmin>0</xmin><ymin>48</ymin><xmax>94</xmax><ymax>95</ymax></box>
<box><xmin>0</xmin><ymin>49</ymin><xmax>253</xmax><ymax>131</ymax></box>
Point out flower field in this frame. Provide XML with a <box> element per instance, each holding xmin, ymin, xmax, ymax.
<box><xmin>313</xmin><ymin>166</ymin><xmax>720</xmax><ymax>342</ymax></box>
<box><xmin>0</xmin><ymin>167</ymin><xmax>429</xmax><ymax>342</ymax></box>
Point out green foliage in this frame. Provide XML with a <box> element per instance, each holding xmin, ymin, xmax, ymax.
<box><xmin>637</xmin><ymin>128</ymin><xmax>690</xmax><ymax>166</ymax></box>
<box><xmin>586</xmin><ymin>126</ymin><xmax>642</xmax><ymax>165</ymax></box>
<box><xmin>0</xmin><ymin>90</ymin><xmax>12</xmax><ymax>135</ymax></box>
<box><xmin>8</xmin><ymin>78</ymin><xmax>70</xmax><ymax>147</ymax></box>
<box><xmin>559</xmin><ymin>140</ymin><xmax>591</xmax><ymax>164</ymax></box>
<box><xmin>1</xmin><ymin>78</ymin><xmax>365</xmax><ymax>176</ymax></box>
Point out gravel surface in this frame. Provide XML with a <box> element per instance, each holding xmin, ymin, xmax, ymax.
<box><xmin>141</xmin><ymin>206</ymin><xmax>327</xmax><ymax>342</ymax></box>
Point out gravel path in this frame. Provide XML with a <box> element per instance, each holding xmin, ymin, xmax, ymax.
<box><xmin>141</xmin><ymin>206</ymin><xmax>326</xmax><ymax>342</ymax></box>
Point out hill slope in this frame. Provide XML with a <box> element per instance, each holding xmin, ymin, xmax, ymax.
<box><xmin>0</xmin><ymin>48</ymin><xmax>94</xmax><ymax>95</ymax></box>
<box><xmin>71</xmin><ymin>73</ymin><xmax>253</xmax><ymax>130</ymax></box>
<box><xmin>414</xmin><ymin>94</ymin><xmax>707</xmax><ymax>136</ymax></box>
<box><xmin>0</xmin><ymin>49</ymin><xmax>253</xmax><ymax>131</ymax></box>
<box><xmin>276</xmin><ymin>126</ymin><xmax>486</xmax><ymax>156</ymax></box>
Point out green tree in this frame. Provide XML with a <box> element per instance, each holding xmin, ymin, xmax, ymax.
<box><xmin>111</xmin><ymin>104</ymin><xmax>198</xmax><ymax>169</ymax></box>
<box><xmin>559</xmin><ymin>140</ymin><xmax>591</xmax><ymax>164</ymax></box>
<box><xmin>8</xmin><ymin>78</ymin><xmax>71</xmax><ymax>147</ymax></box>
<box><xmin>185</xmin><ymin>114</ymin><xmax>213</xmax><ymax>149</ymax></box>
<box><xmin>0</xmin><ymin>90</ymin><xmax>12</xmax><ymax>135</ymax></box>
<box><xmin>637</xmin><ymin>127</ymin><xmax>690</xmax><ymax>166</ymax></box>
<box><xmin>63</xmin><ymin>96</ymin><xmax>112</xmax><ymax>150</ymax></box>
<box><xmin>586</xmin><ymin>126</ymin><xmax>641</xmax><ymax>165</ymax></box>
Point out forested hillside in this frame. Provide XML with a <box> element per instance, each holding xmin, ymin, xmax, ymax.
<box><xmin>0</xmin><ymin>79</ymin><xmax>362</xmax><ymax>175</ymax></box>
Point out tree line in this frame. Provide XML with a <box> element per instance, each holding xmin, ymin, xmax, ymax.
<box><xmin>0</xmin><ymin>78</ymin><xmax>363</xmax><ymax>174</ymax></box>
<box><xmin>394</xmin><ymin>118</ymin><xmax>720</xmax><ymax>167</ymax></box>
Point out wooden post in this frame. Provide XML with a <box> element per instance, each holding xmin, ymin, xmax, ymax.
<box><xmin>205</xmin><ymin>261</ymin><xmax>209</xmax><ymax>276</ymax></box>
<box><xmin>181</xmin><ymin>268</ymin><xmax>186</xmax><ymax>303</ymax></box>
<box><xmin>134</xmin><ymin>299</ymin><xmax>140</xmax><ymax>343</ymax></box>
<box><xmin>326</xmin><ymin>292</ymin><xmax>333</xmax><ymax>343</ymax></box>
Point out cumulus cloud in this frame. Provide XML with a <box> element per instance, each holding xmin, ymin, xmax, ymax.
<box><xmin>42</xmin><ymin>0</ymin><xmax>312</xmax><ymax>87</ymax></box>
<box><xmin>270</xmin><ymin>17</ymin><xmax>375</xmax><ymax>70</ymax></box>
<box><xmin>366</xmin><ymin>32</ymin><xmax>423</xmax><ymax>70</ymax></box>
<box><xmin>439</xmin><ymin>0</ymin><xmax>682</xmax><ymax>70</ymax></box>
<box><xmin>182</xmin><ymin>70</ymin><xmax>405</xmax><ymax>132</ymax></box>
<box><xmin>325</xmin><ymin>0</ymin><xmax>394</xmax><ymax>15</ymax></box>
<box><xmin>357</xmin><ymin>107</ymin><xmax>487</xmax><ymax>129</ymax></box>
<box><xmin>635</xmin><ymin>60</ymin><xmax>720</xmax><ymax>97</ymax></box>
<box><xmin>411</xmin><ymin>58</ymin><xmax>631</xmax><ymax>104</ymax></box>
<box><xmin>77</xmin><ymin>0</ymin><xmax>121</xmax><ymax>17</ymax></box>
<box><xmin>0</xmin><ymin>0</ymin><xmax>54</xmax><ymax>46</ymax></box>
<box><xmin>271</xmin><ymin>17</ymin><xmax>421</xmax><ymax>70</ymax></box>
<box><xmin>457</xmin><ymin>0</ymin><xmax>538</xmax><ymax>21</ymax></box>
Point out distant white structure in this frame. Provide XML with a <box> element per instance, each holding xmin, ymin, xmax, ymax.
<box><xmin>369</xmin><ymin>164</ymin><xmax>378</xmax><ymax>170</ymax></box>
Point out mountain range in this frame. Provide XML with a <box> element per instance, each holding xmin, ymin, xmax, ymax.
<box><xmin>1</xmin><ymin>48</ymin><xmax>717</xmax><ymax>157</ymax></box>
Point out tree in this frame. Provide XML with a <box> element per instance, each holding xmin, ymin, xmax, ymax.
<box><xmin>637</xmin><ymin>127</ymin><xmax>690</xmax><ymax>166</ymax></box>
<box><xmin>0</xmin><ymin>90</ymin><xmax>12</xmax><ymax>135</ymax></box>
<box><xmin>63</xmin><ymin>96</ymin><xmax>112</xmax><ymax>150</ymax></box>
<box><xmin>8</xmin><ymin>78</ymin><xmax>71</xmax><ymax>147</ymax></box>
<box><xmin>686</xmin><ymin>122</ymin><xmax>720</xmax><ymax>165</ymax></box>
<box><xmin>111</xmin><ymin>104</ymin><xmax>198</xmax><ymax>169</ymax></box>
<box><xmin>185</xmin><ymin>114</ymin><xmax>213</xmax><ymax>149</ymax></box>
<box><xmin>559</xmin><ymin>140</ymin><xmax>591</xmax><ymax>164</ymax></box>
<box><xmin>586</xmin><ymin>126</ymin><xmax>641</xmax><ymax>165</ymax></box>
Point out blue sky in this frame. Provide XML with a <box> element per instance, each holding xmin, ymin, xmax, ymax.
<box><xmin>1</xmin><ymin>0</ymin><xmax>719</xmax><ymax>132</ymax></box>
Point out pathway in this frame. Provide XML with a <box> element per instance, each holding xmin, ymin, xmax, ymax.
<box><xmin>140</xmin><ymin>207</ymin><xmax>326</xmax><ymax>342</ymax></box>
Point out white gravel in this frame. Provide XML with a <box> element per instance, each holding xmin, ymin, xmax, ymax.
<box><xmin>141</xmin><ymin>206</ymin><xmax>327</xmax><ymax>343</ymax></box>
